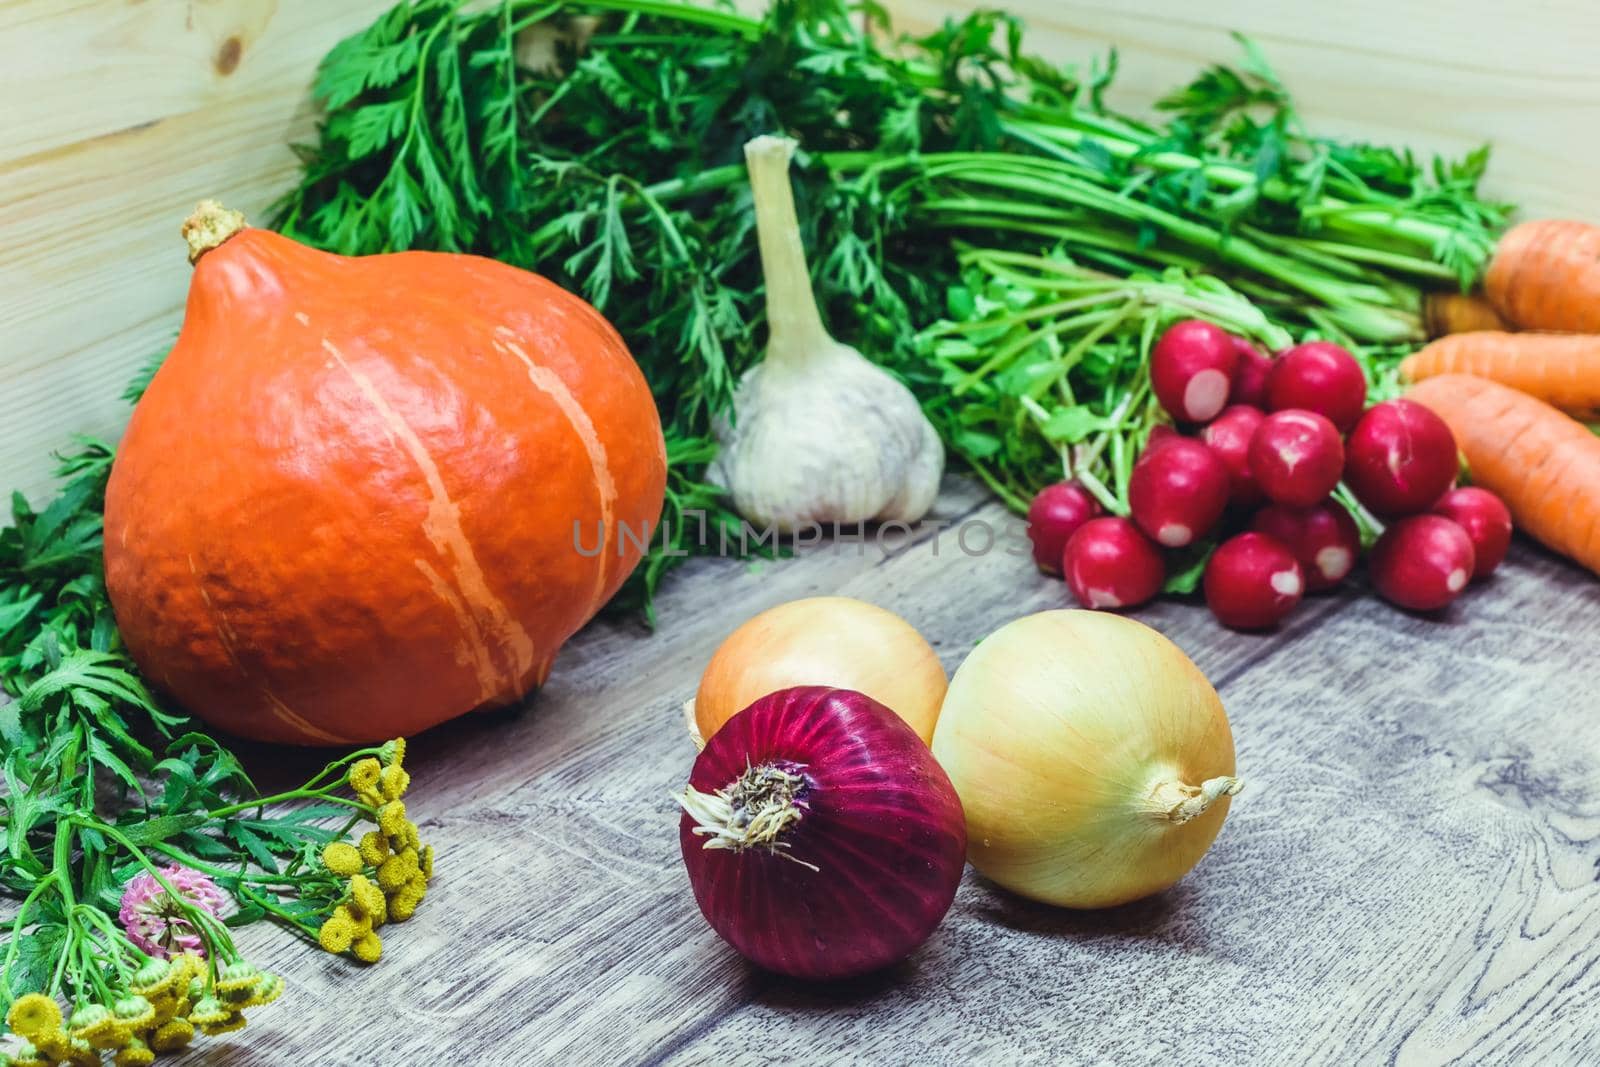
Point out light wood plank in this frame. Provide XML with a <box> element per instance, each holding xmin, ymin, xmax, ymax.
<box><xmin>896</xmin><ymin>0</ymin><xmax>1600</xmax><ymax>219</ymax></box>
<box><xmin>0</xmin><ymin>0</ymin><xmax>387</xmax><ymax>502</ymax></box>
<box><xmin>0</xmin><ymin>0</ymin><xmax>367</xmax><ymax>165</ymax></box>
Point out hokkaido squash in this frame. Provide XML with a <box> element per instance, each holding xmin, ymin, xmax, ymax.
<box><xmin>103</xmin><ymin>201</ymin><xmax>667</xmax><ymax>746</ymax></box>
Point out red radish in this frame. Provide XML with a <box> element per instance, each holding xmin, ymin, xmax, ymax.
<box><xmin>1062</xmin><ymin>517</ymin><xmax>1164</xmax><ymax>610</ymax></box>
<box><xmin>678</xmin><ymin>686</ymin><xmax>966</xmax><ymax>980</ymax></box>
<box><xmin>1150</xmin><ymin>320</ymin><xmax>1239</xmax><ymax>423</ymax></box>
<box><xmin>1248</xmin><ymin>409</ymin><xmax>1345</xmax><ymax>507</ymax></box>
<box><xmin>1370</xmin><ymin>514</ymin><xmax>1476</xmax><ymax>611</ymax></box>
<box><xmin>1343</xmin><ymin>399</ymin><xmax>1458</xmax><ymax>517</ymax></box>
<box><xmin>1128</xmin><ymin>439</ymin><xmax>1231</xmax><ymax>547</ymax></box>
<box><xmin>1432</xmin><ymin>487</ymin><xmax>1512</xmax><ymax>579</ymax></box>
<box><xmin>1250</xmin><ymin>500</ymin><xmax>1360</xmax><ymax>592</ymax></box>
<box><xmin>1266</xmin><ymin>341</ymin><xmax>1367</xmax><ymax>431</ymax></box>
<box><xmin>1145</xmin><ymin>424</ymin><xmax>1181</xmax><ymax>453</ymax></box>
<box><xmin>1203</xmin><ymin>532</ymin><xmax>1305</xmax><ymax>630</ymax></box>
<box><xmin>1025</xmin><ymin>482</ymin><xmax>1102</xmax><ymax>575</ymax></box>
<box><xmin>1199</xmin><ymin>405</ymin><xmax>1266</xmax><ymax>508</ymax></box>
<box><xmin>1228</xmin><ymin>337</ymin><xmax>1272</xmax><ymax>407</ymax></box>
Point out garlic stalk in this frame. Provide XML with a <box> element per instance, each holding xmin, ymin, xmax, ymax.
<box><xmin>710</xmin><ymin>135</ymin><xmax>944</xmax><ymax>534</ymax></box>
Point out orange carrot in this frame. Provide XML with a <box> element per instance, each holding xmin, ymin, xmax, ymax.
<box><xmin>1422</xmin><ymin>291</ymin><xmax>1509</xmax><ymax>338</ymax></box>
<box><xmin>1407</xmin><ymin>374</ymin><xmax>1600</xmax><ymax>576</ymax></box>
<box><xmin>1400</xmin><ymin>331</ymin><xmax>1600</xmax><ymax>414</ymax></box>
<box><xmin>1484</xmin><ymin>219</ymin><xmax>1600</xmax><ymax>332</ymax></box>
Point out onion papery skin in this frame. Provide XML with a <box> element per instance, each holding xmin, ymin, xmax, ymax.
<box><xmin>690</xmin><ymin>597</ymin><xmax>946</xmax><ymax>747</ymax></box>
<box><xmin>933</xmin><ymin>611</ymin><xmax>1238</xmax><ymax>909</ymax></box>
<box><xmin>679</xmin><ymin>686</ymin><xmax>966</xmax><ymax>980</ymax></box>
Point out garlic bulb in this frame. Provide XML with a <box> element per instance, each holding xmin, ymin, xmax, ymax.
<box><xmin>710</xmin><ymin>135</ymin><xmax>943</xmax><ymax>534</ymax></box>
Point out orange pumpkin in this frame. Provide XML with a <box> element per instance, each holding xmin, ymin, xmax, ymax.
<box><xmin>103</xmin><ymin>202</ymin><xmax>667</xmax><ymax>746</ymax></box>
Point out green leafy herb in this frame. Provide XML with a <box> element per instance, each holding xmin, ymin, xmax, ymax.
<box><xmin>277</xmin><ymin>0</ymin><xmax>1505</xmax><ymax>554</ymax></box>
<box><xmin>0</xmin><ymin>386</ymin><xmax>437</xmax><ymax>1037</ymax></box>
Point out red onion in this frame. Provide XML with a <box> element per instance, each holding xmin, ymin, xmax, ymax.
<box><xmin>678</xmin><ymin>686</ymin><xmax>966</xmax><ymax>980</ymax></box>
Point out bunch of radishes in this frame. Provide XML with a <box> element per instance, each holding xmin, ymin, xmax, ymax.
<box><xmin>1026</xmin><ymin>320</ymin><xmax>1514</xmax><ymax>629</ymax></box>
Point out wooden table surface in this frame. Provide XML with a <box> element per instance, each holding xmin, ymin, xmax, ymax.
<box><xmin>203</xmin><ymin>477</ymin><xmax>1600</xmax><ymax>1066</ymax></box>
<box><xmin>5</xmin><ymin>4</ymin><xmax>1599</xmax><ymax>1064</ymax></box>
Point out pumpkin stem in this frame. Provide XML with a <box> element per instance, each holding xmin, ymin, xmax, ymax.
<box><xmin>182</xmin><ymin>200</ymin><xmax>248</xmax><ymax>264</ymax></box>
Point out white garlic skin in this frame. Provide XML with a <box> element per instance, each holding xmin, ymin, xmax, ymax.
<box><xmin>713</xmin><ymin>341</ymin><xmax>944</xmax><ymax>534</ymax></box>
<box><xmin>712</xmin><ymin>134</ymin><xmax>944</xmax><ymax>534</ymax></box>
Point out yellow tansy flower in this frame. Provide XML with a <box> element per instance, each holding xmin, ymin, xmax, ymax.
<box><xmin>68</xmin><ymin>1003</ymin><xmax>127</xmax><ymax>1049</ymax></box>
<box><xmin>399</xmin><ymin>821</ymin><xmax>421</xmax><ymax>851</ymax></box>
<box><xmin>215</xmin><ymin>961</ymin><xmax>262</xmax><ymax>1002</ymax></box>
<box><xmin>349</xmin><ymin>874</ymin><xmax>386</xmax><ymax>917</ymax></box>
<box><xmin>129</xmin><ymin>958</ymin><xmax>179</xmax><ymax>1000</ymax></box>
<box><xmin>112</xmin><ymin>995</ymin><xmax>156</xmax><ymax>1030</ymax></box>
<box><xmin>198</xmin><ymin>1011</ymin><xmax>248</xmax><ymax>1037</ymax></box>
<box><xmin>400</xmin><ymin>848</ymin><xmax>422</xmax><ymax>878</ymax></box>
<box><xmin>393</xmin><ymin>883</ymin><xmax>425</xmax><ymax>927</ymax></box>
<box><xmin>321</xmin><ymin>841</ymin><xmax>363</xmax><ymax>877</ymax></box>
<box><xmin>419</xmin><ymin>844</ymin><xmax>435</xmax><ymax>881</ymax></box>
<box><xmin>113</xmin><ymin>1037</ymin><xmax>157</xmax><ymax>1067</ymax></box>
<box><xmin>33</xmin><ymin>1028</ymin><xmax>72</xmax><ymax>1062</ymax></box>
<box><xmin>348</xmin><ymin>757</ymin><xmax>382</xmax><ymax>796</ymax></box>
<box><xmin>147</xmin><ymin>991</ymin><xmax>178</xmax><ymax>1026</ymax></box>
<box><xmin>379</xmin><ymin>764</ymin><xmax>411</xmax><ymax>801</ymax></box>
<box><xmin>171</xmin><ymin>953</ymin><xmax>206</xmax><ymax>989</ymax></box>
<box><xmin>5</xmin><ymin>1040</ymin><xmax>50</xmax><ymax>1067</ymax></box>
<box><xmin>379</xmin><ymin>737</ymin><xmax>406</xmax><ymax>768</ymax></box>
<box><xmin>352</xmin><ymin>932</ymin><xmax>383</xmax><ymax>964</ymax></box>
<box><xmin>388</xmin><ymin>892</ymin><xmax>418</xmax><ymax>922</ymax></box>
<box><xmin>94</xmin><ymin>1022</ymin><xmax>135</xmax><ymax>1051</ymax></box>
<box><xmin>6</xmin><ymin>992</ymin><xmax>62</xmax><ymax>1039</ymax></box>
<box><xmin>149</xmin><ymin>1018</ymin><xmax>195</xmax><ymax>1054</ymax></box>
<box><xmin>375</xmin><ymin>854</ymin><xmax>411</xmax><ymax>892</ymax></box>
<box><xmin>242</xmin><ymin>974</ymin><xmax>284</xmax><ymax>1008</ymax></box>
<box><xmin>358</xmin><ymin>830</ymin><xmax>389</xmax><ymax>866</ymax></box>
<box><xmin>317</xmin><ymin>910</ymin><xmax>357</xmax><ymax>954</ymax></box>
<box><xmin>376</xmin><ymin>800</ymin><xmax>407</xmax><ymax>837</ymax></box>
<box><xmin>186</xmin><ymin>996</ymin><xmax>230</xmax><ymax>1029</ymax></box>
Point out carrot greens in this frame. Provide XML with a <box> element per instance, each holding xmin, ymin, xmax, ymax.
<box><xmin>277</xmin><ymin>0</ymin><xmax>1506</xmax><ymax>599</ymax></box>
<box><xmin>0</xmin><ymin>394</ymin><xmax>439</xmax><ymax>1057</ymax></box>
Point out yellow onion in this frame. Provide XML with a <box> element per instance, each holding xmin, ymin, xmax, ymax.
<box><xmin>932</xmin><ymin>610</ymin><xmax>1239</xmax><ymax>908</ymax></box>
<box><xmin>687</xmin><ymin>596</ymin><xmax>946</xmax><ymax>747</ymax></box>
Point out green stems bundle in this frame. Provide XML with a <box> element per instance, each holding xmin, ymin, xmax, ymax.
<box><xmin>914</xmin><ymin>246</ymin><xmax>1290</xmax><ymax>517</ymax></box>
<box><xmin>0</xmin><ymin>376</ymin><xmax>438</xmax><ymax>1063</ymax></box>
<box><xmin>274</xmin><ymin>0</ymin><xmax>1506</xmax><ymax>602</ymax></box>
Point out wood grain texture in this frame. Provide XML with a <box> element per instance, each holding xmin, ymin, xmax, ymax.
<box><xmin>179</xmin><ymin>476</ymin><xmax>1598</xmax><ymax>1065</ymax></box>
<box><xmin>894</xmin><ymin>0</ymin><xmax>1600</xmax><ymax>220</ymax></box>
<box><xmin>4</xmin><ymin>0</ymin><xmax>1599</xmax><ymax>505</ymax></box>
<box><xmin>0</xmin><ymin>0</ymin><xmax>388</xmax><ymax>503</ymax></box>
